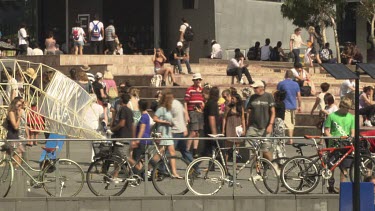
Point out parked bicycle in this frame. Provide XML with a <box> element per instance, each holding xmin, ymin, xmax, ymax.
<box><xmin>0</xmin><ymin>142</ymin><xmax>84</xmax><ymax>197</ymax></box>
<box><xmin>280</xmin><ymin>135</ymin><xmax>375</xmax><ymax>194</ymax></box>
<box><xmin>185</xmin><ymin>136</ymin><xmax>279</xmax><ymax>196</ymax></box>
<box><xmin>86</xmin><ymin>137</ymin><xmax>189</xmax><ymax>196</ymax></box>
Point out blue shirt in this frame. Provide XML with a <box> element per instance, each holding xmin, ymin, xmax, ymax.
<box><xmin>277</xmin><ymin>79</ymin><xmax>300</xmax><ymax>110</ymax></box>
<box><xmin>136</xmin><ymin>113</ymin><xmax>151</xmax><ymax>145</ymax></box>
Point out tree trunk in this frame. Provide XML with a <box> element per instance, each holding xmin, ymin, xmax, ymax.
<box><xmin>370</xmin><ymin>15</ymin><xmax>375</xmax><ymax>50</ymax></box>
<box><xmin>329</xmin><ymin>15</ymin><xmax>341</xmax><ymax>63</ymax></box>
<box><xmin>320</xmin><ymin>22</ymin><xmax>327</xmax><ymax>44</ymax></box>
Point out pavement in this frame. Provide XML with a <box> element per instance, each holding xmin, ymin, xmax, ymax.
<box><xmin>10</xmin><ymin>138</ymin><xmax>343</xmax><ymax>197</ymax></box>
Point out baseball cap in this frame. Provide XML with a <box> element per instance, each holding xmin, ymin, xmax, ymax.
<box><xmin>95</xmin><ymin>72</ymin><xmax>103</xmax><ymax>78</ymax></box>
<box><xmin>177</xmin><ymin>41</ymin><xmax>183</xmax><ymax>47</ymax></box>
<box><xmin>250</xmin><ymin>80</ymin><xmax>264</xmax><ymax>88</ymax></box>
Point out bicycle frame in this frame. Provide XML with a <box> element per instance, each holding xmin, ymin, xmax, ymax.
<box><xmin>318</xmin><ymin>145</ymin><xmax>354</xmax><ymax>172</ymax></box>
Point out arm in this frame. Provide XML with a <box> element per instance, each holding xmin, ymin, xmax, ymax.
<box><xmin>324</xmin><ymin>127</ymin><xmax>331</xmax><ymax>137</ymax></box>
<box><xmin>241</xmin><ymin>107</ymin><xmax>246</xmax><ymax>136</ymax></box>
<box><xmin>246</xmin><ymin>108</ymin><xmax>251</xmax><ymax>129</ymax></box>
<box><xmin>137</xmin><ymin>123</ymin><xmax>146</xmax><ymax>139</ymax></box>
<box><xmin>289</xmin><ymin>39</ymin><xmax>293</xmax><ymax>51</ymax></box>
<box><xmin>101</xmin><ymin>26</ymin><xmax>105</xmax><ymax>38</ymax></box>
<box><xmin>153</xmin><ymin>114</ymin><xmax>172</xmax><ymax>125</ymax></box>
<box><xmin>100</xmin><ymin>88</ymin><xmax>107</xmax><ymax>99</ymax></box>
<box><xmin>310</xmin><ymin>96</ymin><xmax>320</xmax><ymax>115</ymax></box>
<box><xmin>222</xmin><ymin>108</ymin><xmax>229</xmax><ymax>134</ymax></box>
<box><xmin>111</xmin><ymin>119</ymin><xmax>125</xmax><ymax>132</ymax></box>
<box><xmin>152</xmin><ymin>48</ymin><xmax>156</xmax><ymax>62</ymax></box>
<box><xmin>266</xmin><ymin>107</ymin><xmax>275</xmax><ymax>134</ymax></box>
<box><xmin>184</xmin><ymin>102</ymin><xmax>190</xmax><ymax>123</ymax></box>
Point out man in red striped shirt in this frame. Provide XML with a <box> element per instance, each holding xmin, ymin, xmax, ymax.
<box><xmin>184</xmin><ymin>73</ymin><xmax>205</xmax><ymax>158</ymax></box>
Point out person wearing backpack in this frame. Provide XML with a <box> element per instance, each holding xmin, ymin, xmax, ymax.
<box><xmin>72</xmin><ymin>20</ymin><xmax>86</xmax><ymax>55</ymax></box>
<box><xmin>89</xmin><ymin>14</ymin><xmax>104</xmax><ymax>54</ymax></box>
<box><xmin>179</xmin><ymin>18</ymin><xmax>193</xmax><ymax>58</ymax></box>
<box><xmin>320</xmin><ymin>42</ymin><xmax>336</xmax><ymax>63</ymax></box>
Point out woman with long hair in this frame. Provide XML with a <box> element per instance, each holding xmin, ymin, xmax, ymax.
<box><xmin>45</xmin><ymin>31</ymin><xmax>56</xmax><ymax>55</ymax></box>
<box><xmin>76</xmin><ymin>71</ymin><xmax>93</xmax><ymax>93</ymax></box>
<box><xmin>153</xmin><ymin>90</ymin><xmax>182</xmax><ymax>178</ymax></box>
<box><xmin>6</xmin><ymin>98</ymin><xmax>25</xmax><ymax>166</ymax></box>
<box><xmin>308</xmin><ymin>26</ymin><xmax>322</xmax><ymax>64</ymax></box>
<box><xmin>152</xmin><ymin>48</ymin><xmax>179</xmax><ymax>86</ymax></box>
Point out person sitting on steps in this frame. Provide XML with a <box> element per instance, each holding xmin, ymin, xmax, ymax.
<box><xmin>152</xmin><ymin>48</ymin><xmax>179</xmax><ymax>86</ymax></box>
<box><xmin>171</xmin><ymin>42</ymin><xmax>194</xmax><ymax>75</ymax></box>
<box><xmin>226</xmin><ymin>49</ymin><xmax>255</xmax><ymax>85</ymax></box>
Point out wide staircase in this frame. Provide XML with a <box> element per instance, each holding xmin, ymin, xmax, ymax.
<box><xmin>17</xmin><ymin>55</ymin><xmax>375</xmax><ymax>136</ymax></box>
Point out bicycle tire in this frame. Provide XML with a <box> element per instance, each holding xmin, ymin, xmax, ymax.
<box><xmin>349</xmin><ymin>154</ymin><xmax>375</xmax><ymax>182</ymax></box>
<box><xmin>152</xmin><ymin>156</ymin><xmax>189</xmax><ymax>195</ymax></box>
<box><xmin>86</xmin><ymin>157</ymin><xmax>130</xmax><ymax>196</ymax></box>
<box><xmin>185</xmin><ymin>157</ymin><xmax>226</xmax><ymax>196</ymax></box>
<box><xmin>250</xmin><ymin>158</ymin><xmax>279</xmax><ymax>194</ymax></box>
<box><xmin>280</xmin><ymin>156</ymin><xmax>320</xmax><ymax>194</ymax></box>
<box><xmin>42</xmin><ymin>159</ymin><xmax>84</xmax><ymax>197</ymax></box>
<box><xmin>0</xmin><ymin>158</ymin><xmax>13</xmax><ymax>197</ymax></box>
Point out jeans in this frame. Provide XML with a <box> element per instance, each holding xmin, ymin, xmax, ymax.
<box><xmin>173</xmin><ymin>133</ymin><xmax>193</xmax><ymax>163</ymax></box>
<box><xmin>227</xmin><ymin>67</ymin><xmax>254</xmax><ymax>84</ymax></box>
<box><xmin>91</xmin><ymin>41</ymin><xmax>103</xmax><ymax>54</ymax></box>
<box><xmin>359</xmin><ymin>105</ymin><xmax>375</xmax><ymax>120</ymax></box>
<box><xmin>177</xmin><ymin>59</ymin><xmax>192</xmax><ymax>73</ymax></box>
<box><xmin>292</xmin><ymin>49</ymin><xmax>300</xmax><ymax>65</ymax></box>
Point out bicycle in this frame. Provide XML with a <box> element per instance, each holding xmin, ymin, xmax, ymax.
<box><xmin>280</xmin><ymin>135</ymin><xmax>375</xmax><ymax>194</ymax></box>
<box><xmin>86</xmin><ymin>138</ymin><xmax>189</xmax><ymax>196</ymax></box>
<box><xmin>0</xmin><ymin>142</ymin><xmax>84</xmax><ymax>197</ymax></box>
<box><xmin>184</xmin><ymin>136</ymin><xmax>279</xmax><ymax>196</ymax></box>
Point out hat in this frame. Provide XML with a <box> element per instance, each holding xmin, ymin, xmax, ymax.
<box><xmin>95</xmin><ymin>72</ymin><xmax>103</xmax><ymax>79</ymax></box>
<box><xmin>294</xmin><ymin>63</ymin><xmax>303</xmax><ymax>68</ymax></box>
<box><xmin>103</xmin><ymin>71</ymin><xmax>114</xmax><ymax>80</ymax></box>
<box><xmin>24</xmin><ymin>68</ymin><xmax>37</xmax><ymax>79</ymax></box>
<box><xmin>192</xmin><ymin>73</ymin><xmax>202</xmax><ymax>80</ymax></box>
<box><xmin>177</xmin><ymin>41</ymin><xmax>183</xmax><ymax>47</ymax></box>
<box><xmin>339</xmin><ymin>98</ymin><xmax>353</xmax><ymax>109</ymax></box>
<box><xmin>80</xmin><ymin>65</ymin><xmax>91</xmax><ymax>71</ymax></box>
<box><xmin>241</xmin><ymin>87</ymin><xmax>252</xmax><ymax>96</ymax></box>
<box><xmin>250</xmin><ymin>80</ymin><xmax>265</xmax><ymax>88</ymax></box>
<box><xmin>217</xmin><ymin>97</ymin><xmax>225</xmax><ymax>105</ymax></box>
<box><xmin>211</xmin><ymin>40</ymin><xmax>216</xmax><ymax>44</ymax></box>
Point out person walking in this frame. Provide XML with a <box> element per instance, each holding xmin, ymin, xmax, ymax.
<box><xmin>290</xmin><ymin>28</ymin><xmax>306</xmax><ymax>65</ymax></box>
<box><xmin>17</xmin><ymin>23</ymin><xmax>28</xmax><ymax>55</ymax></box>
<box><xmin>72</xmin><ymin>20</ymin><xmax>86</xmax><ymax>55</ymax></box>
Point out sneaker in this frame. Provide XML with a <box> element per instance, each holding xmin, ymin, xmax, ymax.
<box><xmin>106</xmin><ymin>129</ymin><xmax>113</xmax><ymax>135</ymax></box>
<box><xmin>179</xmin><ymin>72</ymin><xmax>186</xmax><ymax>75</ymax></box>
<box><xmin>327</xmin><ymin>186</ymin><xmax>339</xmax><ymax>194</ymax></box>
<box><xmin>249</xmin><ymin>174</ymin><xmax>263</xmax><ymax>183</ymax></box>
<box><xmin>172</xmin><ymin>82</ymin><xmax>180</xmax><ymax>86</ymax></box>
<box><xmin>364</xmin><ymin>120</ymin><xmax>373</xmax><ymax>127</ymax></box>
<box><xmin>110</xmin><ymin>177</ymin><xmax>123</xmax><ymax>184</ymax></box>
<box><xmin>188</xmin><ymin>71</ymin><xmax>194</xmax><ymax>74</ymax></box>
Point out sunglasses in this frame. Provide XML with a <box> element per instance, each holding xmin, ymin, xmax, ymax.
<box><xmin>193</xmin><ymin>79</ymin><xmax>202</xmax><ymax>81</ymax></box>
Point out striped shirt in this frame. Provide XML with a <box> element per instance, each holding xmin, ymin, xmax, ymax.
<box><xmin>86</xmin><ymin>72</ymin><xmax>95</xmax><ymax>83</ymax></box>
<box><xmin>105</xmin><ymin>25</ymin><xmax>115</xmax><ymax>41</ymax></box>
<box><xmin>184</xmin><ymin>85</ymin><xmax>204</xmax><ymax>111</ymax></box>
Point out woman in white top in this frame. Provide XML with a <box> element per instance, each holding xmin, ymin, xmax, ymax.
<box><xmin>359</xmin><ymin>86</ymin><xmax>375</xmax><ymax>127</ymax></box>
<box><xmin>72</xmin><ymin>21</ymin><xmax>86</xmax><ymax>55</ymax></box>
<box><xmin>210</xmin><ymin>40</ymin><xmax>222</xmax><ymax>59</ymax></box>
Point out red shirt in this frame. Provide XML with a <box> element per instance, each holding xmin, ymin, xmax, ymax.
<box><xmin>184</xmin><ymin>85</ymin><xmax>204</xmax><ymax>111</ymax></box>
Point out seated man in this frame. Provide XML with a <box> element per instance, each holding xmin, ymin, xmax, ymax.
<box><xmin>226</xmin><ymin>49</ymin><xmax>255</xmax><ymax>85</ymax></box>
<box><xmin>290</xmin><ymin>63</ymin><xmax>316</xmax><ymax>96</ymax></box>
<box><xmin>170</xmin><ymin>41</ymin><xmax>193</xmax><ymax>74</ymax></box>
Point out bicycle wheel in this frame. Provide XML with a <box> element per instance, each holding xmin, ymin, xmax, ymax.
<box><xmin>86</xmin><ymin>157</ymin><xmax>130</xmax><ymax>196</ymax></box>
<box><xmin>42</xmin><ymin>159</ymin><xmax>84</xmax><ymax>197</ymax></box>
<box><xmin>185</xmin><ymin>157</ymin><xmax>226</xmax><ymax>196</ymax></box>
<box><xmin>280</xmin><ymin>156</ymin><xmax>320</xmax><ymax>194</ymax></box>
<box><xmin>250</xmin><ymin>158</ymin><xmax>279</xmax><ymax>194</ymax></box>
<box><xmin>349</xmin><ymin>155</ymin><xmax>375</xmax><ymax>182</ymax></box>
<box><xmin>0</xmin><ymin>158</ymin><xmax>13</xmax><ymax>197</ymax></box>
<box><xmin>152</xmin><ymin>156</ymin><xmax>189</xmax><ymax>195</ymax></box>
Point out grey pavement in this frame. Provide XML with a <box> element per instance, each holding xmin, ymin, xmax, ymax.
<box><xmin>8</xmin><ymin>138</ymin><xmax>342</xmax><ymax>198</ymax></box>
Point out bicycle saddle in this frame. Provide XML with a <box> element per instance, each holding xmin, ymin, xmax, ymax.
<box><xmin>42</xmin><ymin>147</ymin><xmax>57</xmax><ymax>153</ymax></box>
<box><xmin>292</xmin><ymin>143</ymin><xmax>308</xmax><ymax>148</ymax></box>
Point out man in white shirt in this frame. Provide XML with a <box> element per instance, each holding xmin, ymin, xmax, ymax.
<box><xmin>17</xmin><ymin>23</ymin><xmax>28</xmax><ymax>55</ymax></box>
<box><xmin>179</xmin><ymin>18</ymin><xmax>191</xmax><ymax>57</ymax></box>
<box><xmin>226</xmin><ymin>50</ymin><xmax>254</xmax><ymax>84</ymax></box>
<box><xmin>260</xmin><ymin>38</ymin><xmax>272</xmax><ymax>61</ymax></box>
<box><xmin>89</xmin><ymin>14</ymin><xmax>104</xmax><ymax>54</ymax></box>
<box><xmin>340</xmin><ymin>79</ymin><xmax>355</xmax><ymax>99</ymax></box>
<box><xmin>32</xmin><ymin>43</ymin><xmax>44</xmax><ymax>56</ymax></box>
<box><xmin>210</xmin><ymin>40</ymin><xmax>222</xmax><ymax>59</ymax></box>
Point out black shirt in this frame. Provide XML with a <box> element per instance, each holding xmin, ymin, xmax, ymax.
<box><xmin>113</xmin><ymin>106</ymin><xmax>134</xmax><ymax>142</ymax></box>
<box><xmin>275</xmin><ymin>101</ymin><xmax>285</xmax><ymax>120</ymax></box>
<box><xmin>172</xmin><ymin>48</ymin><xmax>185</xmax><ymax>58</ymax></box>
<box><xmin>92</xmin><ymin>81</ymin><xmax>105</xmax><ymax>101</ymax></box>
<box><xmin>203</xmin><ymin>99</ymin><xmax>219</xmax><ymax>136</ymax></box>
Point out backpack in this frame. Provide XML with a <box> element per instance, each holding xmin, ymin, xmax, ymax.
<box><xmin>183</xmin><ymin>24</ymin><xmax>194</xmax><ymax>42</ymax></box>
<box><xmin>270</xmin><ymin>47</ymin><xmax>280</xmax><ymax>61</ymax></box>
<box><xmin>91</xmin><ymin>21</ymin><xmax>101</xmax><ymax>39</ymax></box>
<box><xmin>72</xmin><ymin>28</ymin><xmax>80</xmax><ymax>41</ymax></box>
<box><xmin>320</xmin><ymin>49</ymin><xmax>330</xmax><ymax>61</ymax></box>
<box><xmin>108</xmin><ymin>87</ymin><xmax>118</xmax><ymax>99</ymax></box>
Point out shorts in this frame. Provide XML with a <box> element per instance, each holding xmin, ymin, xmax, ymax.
<box><xmin>188</xmin><ymin>111</ymin><xmax>204</xmax><ymax>131</ymax></box>
<box><xmin>112</xmin><ymin>143</ymin><xmax>130</xmax><ymax>159</ymax></box>
<box><xmin>74</xmin><ymin>41</ymin><xmax>84</xmax><ymax>47</ymax></box>
<box><xmin>284</xmin><ymin>110</ymin><xmax>296</xmax><ymax>130</ymax></box>
<box><xmin>245</xmin><ymin>126</ymin><xmax>272</xmax><ymax>152</ymax></box>
<box><xmin>132</xmin><ymin>144</ymin><xmax>157</xmax><ymax>161</ymax></box>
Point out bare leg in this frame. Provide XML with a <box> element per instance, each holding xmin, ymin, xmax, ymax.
<box><xmin>74</xmin><ymin>46</ymin><xmax>78</xmax><ymax>55</ymax></box>
<box><xmin>263</xmin><ymin>152</ymin><xmax>273</xmax><ymax>161</ymax></box>
<box><xmin>79</xmin><ymin>45</ymin><xmax>83</xmax><ymax>55</ymax></box>
<box><xmin>167</xmin><ymin>145</ymin><xmax>180</xmax><ymax>177</ymax></box>
<box><xmin>287</xmin><ymin>129</ymin><xmax>294</xmax><ymax>144</ymax></box>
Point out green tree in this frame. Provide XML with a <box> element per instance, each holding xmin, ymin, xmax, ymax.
<box><xmin>281</xmin><ymin>0</ymin><xmax>346</xmax><ymax>63</ymax></box>
<box><xmin>357</xmin><ymin>0</ymin><xmax>375</xmax><ymax>49</ymax></box>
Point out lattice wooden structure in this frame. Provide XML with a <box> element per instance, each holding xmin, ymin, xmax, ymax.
<box><xmin>0</xmin><ymin>59</ymin><xmax>103</xmax><ymax>139</ymax></box>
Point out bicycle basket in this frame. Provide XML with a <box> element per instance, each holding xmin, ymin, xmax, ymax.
<box><xmin>93</xmin><ymin>142</ymin><xmax>113</xmax><ymax>159</ymax></box>
<box><xmin>0</xmin><ymin>143</ymin><xmax>13</xmax><ymax>155</ymax></box>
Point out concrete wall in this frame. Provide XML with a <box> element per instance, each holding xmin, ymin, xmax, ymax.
<box><xmin>214</xmin><ymin>0</ymin><xmax>336</xmax><ymax>59</ymax></box>
<box><xmin>164</xmin><ymin>0</ymin><xmax>216</xmax><ymax>62</ymax></box>
<box><xmin>0</xmin><ymin>195</ymin><xmax>339</xmax><ymax>211</ymax></box>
